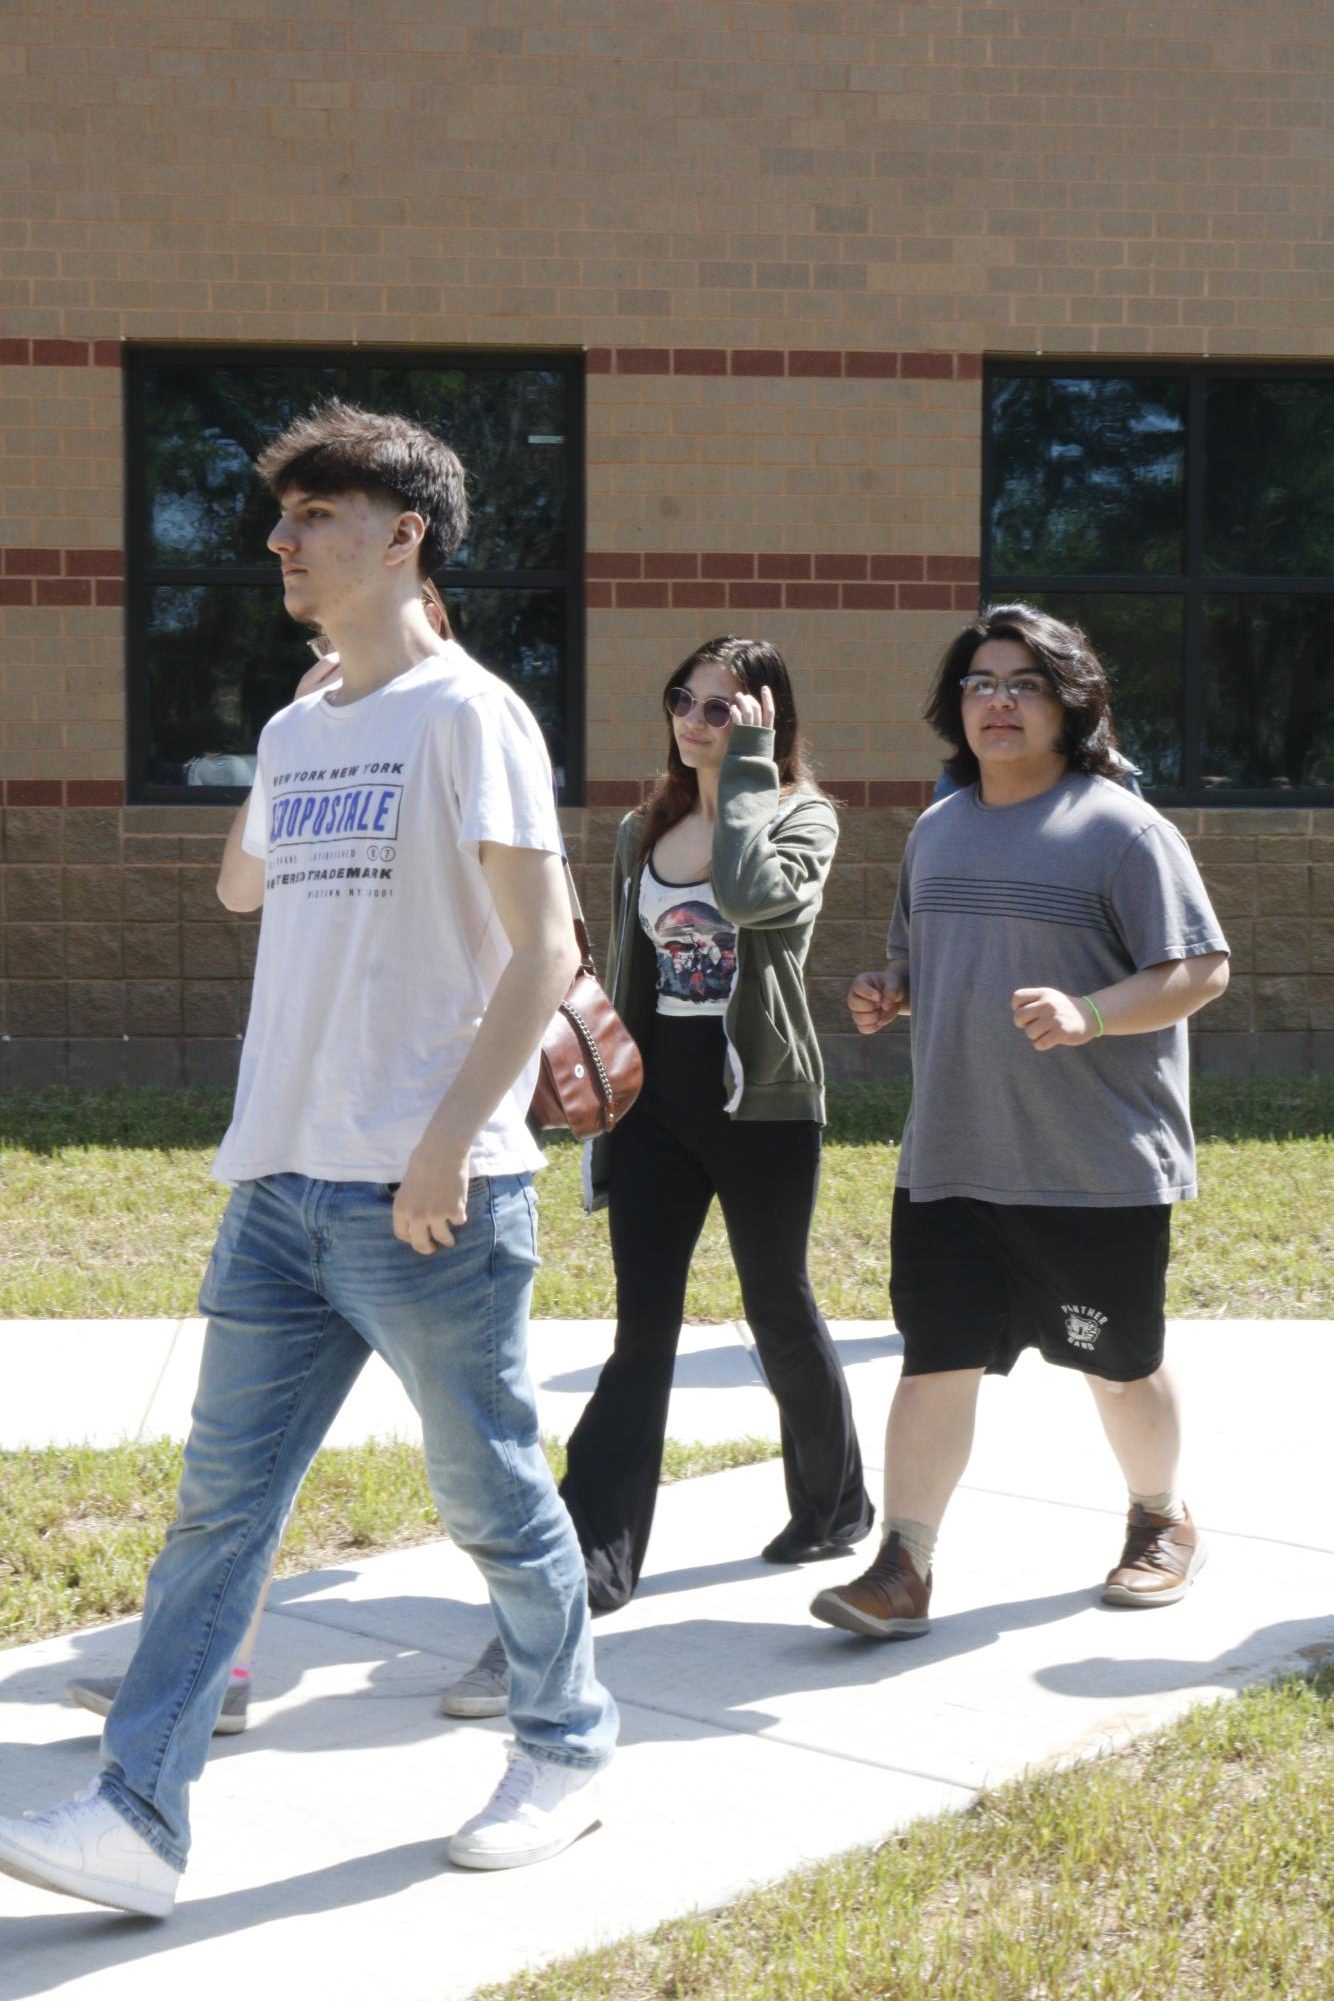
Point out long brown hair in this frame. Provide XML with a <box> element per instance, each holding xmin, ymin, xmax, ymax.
<box><xmin>638</xmin><ymin>635</ymin><xmax>815</xmax><ymax>860</ymax></box>
<box><xmin>421</xmin><ymin>575</ymin><xmax>453</xmax><ymax>641</ymax></box>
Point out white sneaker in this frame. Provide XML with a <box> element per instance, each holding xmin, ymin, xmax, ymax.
<box><xmin>438</xmin><ymin>1635</ymin><xmax>510</xmax><ymax>1719</ymax></box>
<box><xmin>0</xmin><ymin>1781</ymin><xmax>180</xmax><ymax>1918</ymax></box>
<box><xmin>447</xmin><ymin>1742</ymin><xmax>605</xmax><ymax>1871</ymax></box>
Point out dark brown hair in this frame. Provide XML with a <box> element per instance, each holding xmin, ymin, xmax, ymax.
<box><xmin>925</xmin><ymin>602</ymin><xmax>1122</xmax><ymax>787</ymax></box>
<box><xmin>256</xmin><ymin>399</ymin><xmax>468</xmax><ymax>579</ymax></box>
<box><xmin>638</xmin><ymin>635</ymin><xmax>815</xmax><ymax>859</ymax></box>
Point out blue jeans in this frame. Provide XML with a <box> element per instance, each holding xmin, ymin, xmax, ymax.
<box><xmin>99</xmin><ymin>1173</ymin><xmax>617</xmax><ymax>1871</ymax></box>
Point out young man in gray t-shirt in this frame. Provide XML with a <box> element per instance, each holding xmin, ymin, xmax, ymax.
<box><xmin>811</xmin><ymin>604</ymin><xmax>1229</xmax><ymax>1642</ymax></box>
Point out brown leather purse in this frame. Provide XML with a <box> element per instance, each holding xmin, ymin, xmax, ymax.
<box><xmin>530</xmin><ymin>856</ymin><xmax>643</xmax><ymax>1139</ymax></box>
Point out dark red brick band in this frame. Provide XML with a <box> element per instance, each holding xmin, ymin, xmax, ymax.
<box><xmin>0</xmin><ymin>339</ymin><xmax>123</xmax><ymax>368</ymax></box>
<box><xmin>3</xmin><ymin>340</ymin><xmax>980</xmax><ymax>382</ymax></box>
<box><xmin>3</xmin><ymin>781</ymin><xmax>125</xmax><ymax>806</ymax></box>
<box><xmin>587</xmin><ymin>550</ymin><xmax>979</xmax><ymax>613</ymax></box>
<box><xmin>587</xmin><ymin>347</ymin><xmax>981</xmax><ymax>381</ymax></box>
<box><xmin>2</xmin><ymin>548</ymin><xmax>124</xmax><ymax>607</ymax></box>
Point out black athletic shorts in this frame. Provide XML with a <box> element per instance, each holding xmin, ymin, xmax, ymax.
<box><xmin>889</xmin><ymin>1188</ymin><xmax>1171</xmax><ymax>1382</ymax></box>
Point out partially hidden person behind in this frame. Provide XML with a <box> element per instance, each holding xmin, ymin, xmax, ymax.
<box><xmin>565</xmin><ymin>634</ymin><xmax>874</xmax><ymax>1610</ymax></box>
<box><xmin>0</xmin><ymin>400</ymin><xmax>617</xmax><ymax>1921</ymax></box>
<box><xmin>811</xmin><ymin>602</ymin><xmax>1229</xmax><ymax>1643</ymax></box>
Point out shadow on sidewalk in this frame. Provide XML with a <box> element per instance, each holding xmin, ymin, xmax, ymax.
<box><xmin>0</xmin><ymin>1836</ymin><xmax>451</xmax><ymax>1995</ymax></box>
<box><xmin>1036</xmin><ymin>1615</ymin><xmax>1334</xmax><ymax>1701</ymax></box>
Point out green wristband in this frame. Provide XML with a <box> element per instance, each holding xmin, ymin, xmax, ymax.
<box><xmin>1082</xmin><ymin>994</ymin><xmax>1105</xmax><ymax>1038</ymax></box>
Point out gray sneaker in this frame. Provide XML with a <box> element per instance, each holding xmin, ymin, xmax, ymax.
<box><xmin>66</xmin><ymin>1674</ymin><xmax>250</xmax><ymax>1736</ymax></box>
<box><xmin>438</xmin><ymin>1636</ymin><xmax>510</xmax><ymax>1719</ymax></box>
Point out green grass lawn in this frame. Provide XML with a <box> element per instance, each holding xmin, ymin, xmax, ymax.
<box><xmin>1</xmin><ymin>1080</ymin><xmax>1331</xmax><ymax>1320</ymax></box>
<box><xmin>476</xmin><ymin>1666</ymin><xmax>1334</xmax><ymax>2001</ymax></box>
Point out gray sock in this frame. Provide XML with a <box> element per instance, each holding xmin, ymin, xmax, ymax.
<box><xmin>884</xmin><ymin>1516</ymin><xmax>937</xmax><ymax>1577</ymax></box>
<box><xmin>1130</xmin><ymin>1488</ymin><xmax>1186</xmax><ymax>1521</ymax></box>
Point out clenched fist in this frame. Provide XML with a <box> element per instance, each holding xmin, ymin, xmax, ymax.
<box><xmin>848</xmin><ymin>968</ymin><xmax>907</xmax><ymax>1036</ymax></box>
<box><xmin>1012</xmin><ymin>987</ymin><xmax>1099</xmax><ymax>1051</ymax></box>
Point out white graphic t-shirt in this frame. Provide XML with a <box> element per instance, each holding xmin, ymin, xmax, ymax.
<box><xmin>638</xmin><ymin>858</ymin><xmax>738</xmax><ymax>1017</ymax></box>
<box><xmin>212</xmin><ymin>643</ymin><xmax>560</xmax><ymax>1186</ymax></box>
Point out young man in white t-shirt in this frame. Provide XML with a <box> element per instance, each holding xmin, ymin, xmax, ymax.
<box><xmin>0</xmin><ymin>402</ymin><xmax>617</xmax><ymax>1917</ymax></box>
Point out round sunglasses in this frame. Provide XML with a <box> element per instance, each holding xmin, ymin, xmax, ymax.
<box><xmin>666</xmin><ymin>686</ymin><xmax>734</xmax><ymax>729</ymax></box>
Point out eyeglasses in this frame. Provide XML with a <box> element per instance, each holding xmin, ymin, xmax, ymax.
<box><xmin>959</xmin><ymin>672</ymin><xmax>1054</xmax><ymax>702</ymax></box>
<box><xmin>667</xmin><ymin>687</ymin><xmax>734</xmax><ymax>728</ymax></box>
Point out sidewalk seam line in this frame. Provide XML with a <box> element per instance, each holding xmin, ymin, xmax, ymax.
<box><xmin>131</xmin><ymin>1317</ymin><xmax>188</xmax><ymax>1443</ymax></box>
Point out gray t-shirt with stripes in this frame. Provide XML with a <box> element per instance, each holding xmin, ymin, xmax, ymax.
<box><xmin>888</xmin><ymin>774</ymin><xmax>1228</xmax><ymax>1207</ymax></box>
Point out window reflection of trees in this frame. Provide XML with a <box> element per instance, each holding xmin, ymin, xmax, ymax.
<box><xmin>133</xmin><ymin>356</ymin><xmax>578</xmax><ymax>800</ymax></box>
<box><xmin>990</xmin><ymin>376</ymin><xmax>1185</xmax><ymax>577</ymax></box>
<box><xmin>1203</xmin><ymin>596</ymin><xmax>1334</xmax><ymax>791</ymax></box>
<box><xmin>1204</xmin><ymin>381</ymin><xmax>1334</xmax><ymax>580</ymax></box>
<box><xmin>371</xmin><ymin>369</ymin><xmax>566</xmax><ymax>574</ymax></box>
<box><xmin>987</xmin><ymin>367</ymin><xmax>1334</xmax><ymax>799</ymax></box>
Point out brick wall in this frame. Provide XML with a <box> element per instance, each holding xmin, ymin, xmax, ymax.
<box><xmin>2</xmin><ymin>0</ymin><xmax>1333</xmax><ymax>1081</ymax></box>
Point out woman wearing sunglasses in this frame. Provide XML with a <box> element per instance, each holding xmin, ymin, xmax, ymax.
<box><xmin>559</xmin><ymin>634</ymin><xmax>874</xmax><ymax>1611</ymax></box>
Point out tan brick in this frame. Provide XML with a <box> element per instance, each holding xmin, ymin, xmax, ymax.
<box><xmin>3</xmin><ymin>809</ymin><xmax>63</xmax><ymax>865</ymax></box>
<box><xmin>125</xmin><ymin>980</ymin><xmax>182</xmax><ymax>1037</ymax></box>
<box><xmin>1190</xmin><ymin>835</ymin><xmax>1257</xmax><ymax>866</ymax></box>
<box><xmin>183</xmin><ymin>980</ymin><xmax>240</xmax><ymax>1036</ymax></box>
<box><xmin>864</xmin><ymin>809</ymin><xmax>918</xmax><ymax>861</ymax></box>
<box><xmin>62</xmin><ymin>865</ymin><xmax>120</xmax><ymax>921</ymax></box>
<box><xmin>7</xmin><ymin>981</ymin><xmax>67</xmax><ymax>1036</ymax></box>
<box><xmin>123</xmin><ymin>867</ymin><xmax>180</xmax><ymax>923</ymax></box>
<box><xmin>5</xmin><ymin>923</ymin><xmax>65</xmax><ymax>979</ymax></box>
<box><xmin>1199</xmin><ymin>865</ymin><xmax>1256</xmax><ymax>922</ymax></box>
<box><xmin>237</xmin><ymin>921</ymin><xmax>260</xmax><ymax>976</ymax></box>
<box><xmin>182</xmin><ymin>922</ymin><xmax>241</xmax><ymax>978</ymax></box>
<box><xmin>818</xmin><ymin>863</ymin><xmax>866</xmax><ymax>921</ymax></box>
<box><xmin>1223</xmin><ymin>921</ymin><xmax>1253</xmax><ymax>975</ymax></box>
<box><xmin>67</xmin><ymin>980</ymin><xmax>126</xmax><ymax>1037</ymax></box>
<box><xmin>1253</xmin><ymin>976</ymin><xmax>1309</xmax><ymax>1032</ymax></box>
<box><xmin>62</xmin><ymin>808</ymin><xmax>120</xmax><ymax>864</ymax></box>
<box><xmin>6</xmin><ymin>865</ymin><xmax>63</xmax><ymax>921</ymax></box>
<box><xmin>1252</xmin><ymin>917</ymin><xmax>1309</xmax><ymax>975</ymax></box>
<box><xmin>64</xmin><ymin>922</ymin><xmax>123</xmax><ymax>979</ymax></box>
<box><xmin>124</xmin><ymin>925</ymin><xmax>181</xmax><ymax>979</ymax></box>
<box><xmin>179</xmin><ymin>834</ymin><xmax>227</xmax><ymax>866</ymax></box>
<box><xmin>1252</xmin><ymin>864</ymin><xmax>1310</xmax><ymax>918</ymax></box>
<box><xmin>123</xmin><ymin>834</ymin><xmax>181</xmax><ymax>865</ymax></box>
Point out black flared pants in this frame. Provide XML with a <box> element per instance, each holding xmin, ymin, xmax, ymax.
<box><xmin>560</xmin><ymin>1015</ymin><xmax>871</xmax><ymax>1610</ymax></box>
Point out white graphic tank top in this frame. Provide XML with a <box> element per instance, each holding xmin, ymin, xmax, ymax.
<box><xmin>639</xmin><ymin>855</ymin><xmax>738</xmax><ymax>1017</ymax></box>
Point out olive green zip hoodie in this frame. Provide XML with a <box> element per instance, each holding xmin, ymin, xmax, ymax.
<box><xmin>585</xmin><ymin>722</ymin><xmax>838</xmax><ymax>1210</ymax></box>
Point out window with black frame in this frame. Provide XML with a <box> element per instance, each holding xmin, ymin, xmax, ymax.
<box><xmin>126</xmin><ymin>350</ymin><xmax>584</xmax><ymax>803</ymax></box>
<box><xmin>983</xmin><ymin>364</ymin><xmax>1334</xmax><ymax>803</ymax></box>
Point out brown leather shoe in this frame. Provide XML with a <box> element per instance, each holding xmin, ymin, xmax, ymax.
<box><xmin>1102</xmin><ymin>1503</ymin><xmax>1206</xmax><ymax>1607</ymax></box>
<box><xmin>809</xmin><ymin>1532</ymin><xmax>932</xmax><ymax>1639</ymax></box>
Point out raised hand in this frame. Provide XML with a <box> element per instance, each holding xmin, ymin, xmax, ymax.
<box><xmin>729</xmin><ymin>684</ymin><xmax>776</xmax><ymax>730</ymax></box>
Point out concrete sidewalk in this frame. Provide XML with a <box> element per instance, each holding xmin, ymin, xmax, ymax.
<box><xmin>1</xmin><ymin>1320</ymin><xmax>1332</xmax><ymax>2000</ymax></box>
